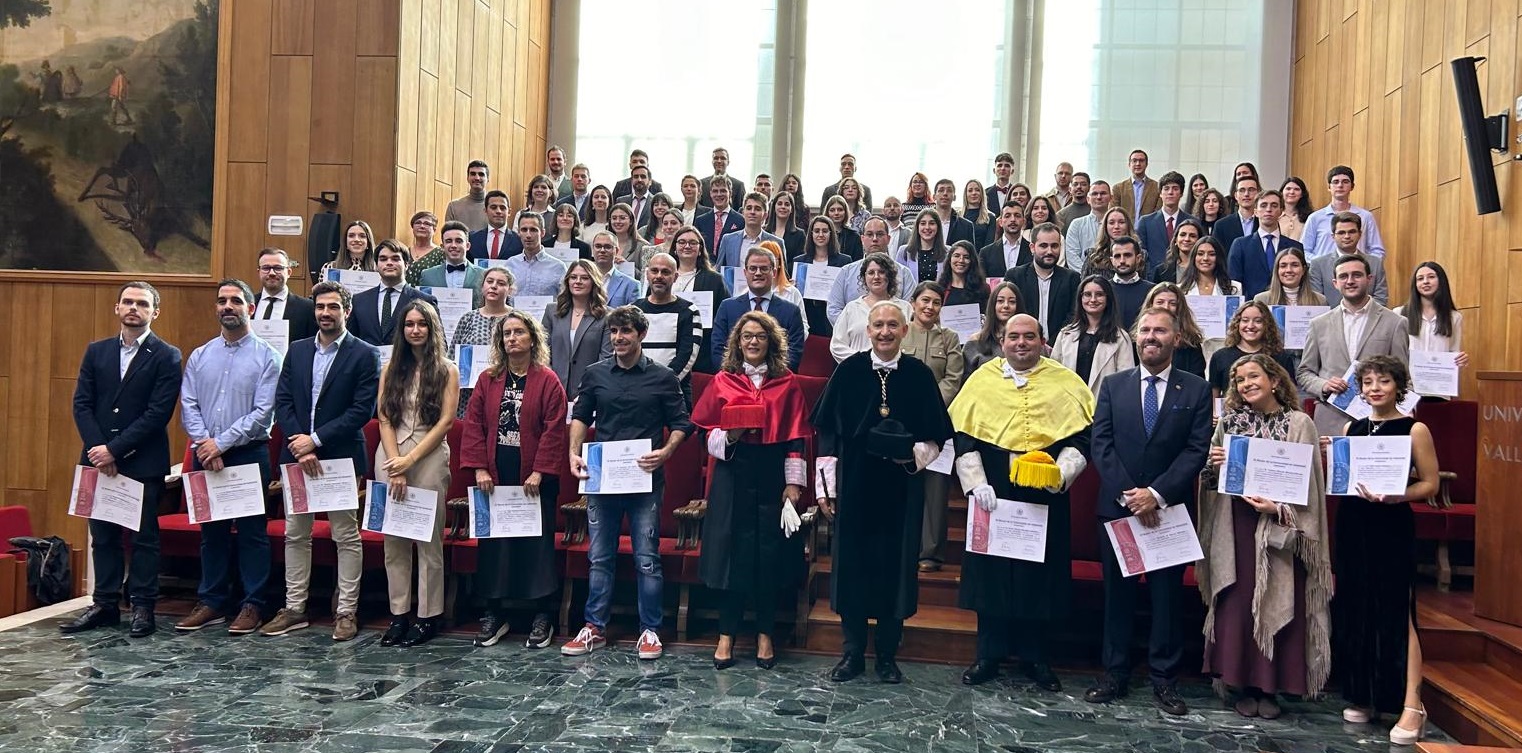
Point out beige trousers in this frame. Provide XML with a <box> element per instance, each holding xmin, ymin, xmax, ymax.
<box><xmin>377</xmin><ymin>440</ymin><xmax>451</xmax><ymax>618</ymax></box>
<box><xmin>284</xmin><ymin>510</ymin><xmax>362</xmax><ymax>615</ymax></box>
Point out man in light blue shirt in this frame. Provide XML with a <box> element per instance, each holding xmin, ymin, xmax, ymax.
<box><xmin>1299</xmin><ymin>165</ymin><xmax>1386</xmax><ymax>259</ymax></box>
<box><xmin>826</xmin><ymin>216</ymin><xmax>914</xmax><ymax>323</ymax></box>
<box><xmin>175</xmin><ymin>279</ymin><xmax>283</xmax><ymax>636</ymax></box>
<box><xmin>589</xmin><ymin>231</ymin><xmax>639</xmax><ymax>308</ymax></box>
<box><xmin>505</xmin><ymin>211</ymin><xmax>567</xmax><ymax>297</ymax></box>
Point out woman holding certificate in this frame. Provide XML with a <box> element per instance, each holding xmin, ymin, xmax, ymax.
<box><xmin>898</xmin><ymin>282</ymin><xmax>965</xmax><ymax>573</ymax></box>
<box><xmin>451</xmin><ymin>266</ymin><xmax>515</xmax><ymax>417</ymax></box>
<box><xmin>1200</xmin><ymin>354</ymin><xmax>1331</xmax><ymax>720</ymax></box>
<box><xmin>376</xmin><ymin>301</ymin><xmax>460</xmax><ymax>647</ymax></box>
<box><xmin>690</xmin><ymin>311</ymin><xmax>812</xmax><ymax>670</ymax></box>
<box><xmin>542</xmin><ymin>260</ymin><xmax>613</xmax><ymax>401</ymax></box>
<box><xmin>461</xmin><ymin>311</ymin><xmax>568</xmax><ymax>650</ymax></box>
<box><xmin>1329</xmin><ymin>356</ymin><xmax>1440</xmax><ymax>744</ymax></box>
<box><xmin>1395</xmin><ymin>261</ymin><xmax>1468</xmax><ymax>399</ymax></box>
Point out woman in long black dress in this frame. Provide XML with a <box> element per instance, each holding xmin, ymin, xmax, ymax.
<box><xmin>691</xmin><ymin>311</ymin><xmax>812</xmax><ymax>670</ymax></box>
<box><xmin>1330</xmin><ymin>356</ymin><xmax>1440</xmax><ymax>744</ymax></box>
<box><xmin>460</xmin><ymin>311</ymin><xmax>567</xmax><ymax>650</ymax></box>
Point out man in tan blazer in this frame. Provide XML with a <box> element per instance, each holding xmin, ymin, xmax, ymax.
<box><xmin>1295</xmin><ymin>254</ymin><xmax>1409</xmax><ymax>435</ymax></box>
<box><xmin>1111</xmin><ymin>149</ymin><xmax>1161</xmax><ymax>221</ymax></box>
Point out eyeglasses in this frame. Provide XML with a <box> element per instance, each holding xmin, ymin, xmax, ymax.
<box><xmin>675</xmin><ymin>239</ymin><xmax>701</xmax><ymax>247</ymax></box>
<box><xmin>258</xmin><ymin>265</ymin><xmax>288</xmax><ymax>272</ymax></box>
<box><xmin>592</xmin><ymin>243</ymin><xmax>616</xmax><ymax>250</ymax></box>
<box><xmin>739</xmin><ymin>333</ymin><xmax>768</xmax><ymax>342</ymax></box>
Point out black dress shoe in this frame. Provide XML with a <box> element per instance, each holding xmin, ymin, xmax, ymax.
<box><xmin>961</xmin><ymin>660</ymin><xmax>1001</xmax><ymax>686</ymax></box>
<box><xmin>875</xmin><ymin>657</ymin><xmax>903</xmax><ymax>684</ymax></box>
<box><xmin>128</xmin><ymin>607</ymin><xmax>156</xmax><ymax>638</ymax></box>
<box><xmin>1153</xmin><ymin>684</ymin><xmax>1188</xmax><ymax>716</ymax></box>
<box><xmin>713</xmin><ymin>655</ymin><xmax>736</xmax><ymax>670</ymax></box>
<box><xmin>59</xmin><ymin>604</ymin><xmax>119</xmax><ymax>634</ymax></box>
<box><xmin>755</xmin><ymin>655</ymin><xmax>777</xmax><ymax>670</ymax></box>
<box><xmin>1022</xmin><ymin>661</ymin><xmax>1062</xmax><ymax>692</ymax></box>
<box><xmin>380</xmin><ymin>617</ymin><xmax>410</xmax><ymax>647</ymax></box>
<box><xmin>829</xmin><ymin>653</ymin><xmax>865</xmax><ymax>682</ymax></box>
<box><xmin>401</xmin><ymin>618</ymin><xmax>438</xmax><ymax>647</ymax></box>
<box><xmin>1084</xmin><ymin>675</ymin><xmax>1128</xmax><ymax>703</ymax></box>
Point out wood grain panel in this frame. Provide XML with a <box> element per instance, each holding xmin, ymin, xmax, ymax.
<box><xmin>264</xmin><ymin>56</ymin><xmax>314</xmax><ymax>252</ymax></box>
<box><xmin>6</xmin><ymin>285</ymin><xmax>53</xmax><ymax>491</ymax></box>
<box><xmin>421</xmin><ymin>0</ymin><xmax>441</xmax><ymax>76</ymax></box>
<box><xmin>357</xmin><ymin>0</ymin><xmax>400</xmax><ymax>57</ymax></box>
<box><xmin>454</xmin><ymin>0</ymin><xmax>477</xmax><ymax>97</ymax></box>
<box><xmin>227</xmin><ymin>0</ymin><xmax>274</xmax><ymax>163</ymax></box>
<box><xmin>309</xmin><ymin>0</ymin><xmax>359</xmax><ymax>165</ymax></box>
<box><xmin>271</xmin><ymin>0</ymin><xmax>314</xmax><ymax>55</ymax></box>
<box><xmin>46</xmin><ymin>386</ymin><xmax>85</xmax><ymax>545</ymax></box>
<box><xmin>49</xmin><ymin>286</ymin><xmax>97</xmax><ymax>380</ymax></box>
<box><xmin>352</xmin><ymin>56</ymin><xmax>400</xmax><ymax>236</ymax></box>
<box><xmin>394</xmin><ymin>167</ymin><xmax>417</xmax><ymax>238</ymax></box>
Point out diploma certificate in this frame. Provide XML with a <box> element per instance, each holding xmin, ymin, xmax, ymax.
<box><xmin>421</xmin><ymin>286</ymin><xmax>474</xmax><ymax>350</ymax></box>
<box><xmin>1270</xmin><ymin>305</ymin><xmax>1328</xmax><ymax>350</ymax></box>
<box><xmin>1103</xmin><ymin>505</ymin><xmax>1205</xmax><ymax>577</ymax></box>
<box><xmin>280</xmin><ymin>459</ymin><xmax>360</xmax><ymax>515</ymax></box>
<box><xmin>1217</xmin><ymin>434</ymin><xmax>1314</xmax><ymax>506</ymax></box>
<box><xmin>69</xmin><ymin>466</ymin><xmax>145</xmax><ymax>531</ymax></box>
<box><xmin>965</xmin><ymin>499</ymin><xmax>1049</xmax><ymax>563</ymax></box>
<box><xmin>250</xmin><ymin>319</ymin><xmax>290</xmax><ymax>356</ymax></box>
<box><xmin>578</xmin><ymin>439</ymin><xmax>653</xmax><ymax>495</ymax></box>
<box><xmin>1188</xmin><ymin>295</ymin><xmax>1244</xmax><ymax>340</ymax></box>
<box><xmin>925</xmin><ymin>439</ymin><xmax>956</xmax><ymax>475</ymax></box>
<box><xmin>1409</xmin><ymin>349</ymin><xmax>1460</xmax><ymax>397</ymax></box>
<box><xmin>185</xmin><ymin>463</ymin><xmax>267</xmax><ymax>524</ymax></box>
<box><xmin>363</xmin><ymin>481</ymin><xmax>439</xmax><ymax>542</ymax></box>
<box><xmin>455</xmin><ymin>344</ymin><xmax>494</xmax><ymax>387</ymax></box>
<box><xmin>680</xmin><ymin>291</ymin><xmax>715</xmax><ymax>328</ymax></box>
<box><xmin>325</xmin><ymin>268</ymin><xmax>381</xmax><ymax>296</ymax></box>
<box><xmin>513</xmin><ymin>295</ymin><xmax>555</xmax><ymax>323</ymax></box>
<box><xmin>939</xmin><ymin>303</ymin><xmax>983</xmax><ymax>344</ymax></box>
<box><xmin>794</xmin><ymin>263</ymin><xmax>842</xmax><ymax>301</ymax></box>
<box><xmin>469</xmin><ymin>486</ymin><xmax>543</xmax><ymax>538</ymax></box>
<box><xmin>1326</xmin><ymin>435</ymin><xmax>1413</xmax><ymax>497</ymax></box>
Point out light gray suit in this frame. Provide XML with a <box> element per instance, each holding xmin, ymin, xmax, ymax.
<box><xmin>1307</xmin><ymin>250</ymin><xmax>1388</xmax><ymax>306</ymax></box>
<box><xmin>418</xmin><ymin>262</ymin><xmax>486</xmax><ymax>308</ymax></box>
<box><xmin>541</xmin><ymin>308</ymin><xmax>613</xmax><ymax>400</ymax></box>
<box><xmin>1295</xmin><ymin>300</ymin><xmax>1409</xmax><ymax>435</ymax></box>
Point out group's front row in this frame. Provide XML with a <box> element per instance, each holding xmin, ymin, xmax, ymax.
<box><xmin>62</xmin><ymin>279</ymin><xmax>1434</xmax><ymax>743</ymax></box>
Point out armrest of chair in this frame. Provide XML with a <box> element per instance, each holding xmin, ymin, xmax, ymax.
<box><xmin>445</xmin><ymin>497</ymin><xmax>470</xmax><ymax>540</ymax></box>
<box><xmin>804</xmin><ymin>506</ymin><xmax>830</xmax><ymax>562</ymax></box>
<box><xmin>673</xmin><ymin>499</ymin><xmax>706</xmax><ymax>550</ymax></box>
<box><xmin>1428</xmin><ymin>471</ymin><xmax>1458</xmax><ymax>509</ymax></box>
<box><xmin>559</xmin><ymin>497</ymin><xmax>588</xmax><ymax>545</ymax></box>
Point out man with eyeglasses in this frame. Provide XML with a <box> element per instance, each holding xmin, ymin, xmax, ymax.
<box><xmin>710</xmin><ymin>247</ymin><xmax>806</xmax><ymax>372</ymax></box>
<box><xmin>1299</xmin><ymin>165</ymin><xmax>1386</xmax><ymax>260</ymax></box>
<box><xmin>826</xmin><ymin>217</ymin><xmax>913</xmax><ymax>323</ymax></box>
<box><xmin>445</xmin><ymin>160</ymin><xmax>491</xmax><ymax>231</ymax></box>
<box><xmin>1212</xmin><ymin>175</ymin><xmax>1261</xmax><ymax>252</ymax></box>
<box><xmin>252</xmin><ymin>248</ymin><xmax>317</xmax><ymax>344</ymax></box>
<box><xmin>1306</xmin><ymin>212</ymin><xmax>1388</xmax><ymax>305</ymax></box>
<box><xmin>589</xmin><ymin>231</ymin><xmax>639</xmax><ymax>308</ymax></box>
<box><xmin>1045</xmin><ymin>161</ymin><xmax>1076</xmax><ymax>210</ymax></box>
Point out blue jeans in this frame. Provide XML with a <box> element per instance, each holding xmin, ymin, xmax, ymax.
<box><xmin>584</xmin><ymin>487</ymin><xmax>664</xmax><ymax>632</ymax></box>
<box><xmin>194</xmin><ymin>445</ymin><xmax>271</xmax><ymax>613</ymax></box>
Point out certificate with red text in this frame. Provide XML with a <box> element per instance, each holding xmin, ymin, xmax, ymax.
<box><xmin>281</xmin><ymin>459</ymin><xmax>360</xmax><ymax>515</ymax></box>
<box><xmin>1104</xmin><ymin>505</ymin><xmax>1204</xmax><ymax>577</ymax></box>
<box><xmin>184</xmin><ymin>463</ymin><xmax>267</xmax><ymax>524</ymax></box>
<box><xmin>69</xmin><ymin>465</ymin><xmax>145</xmax><ymax>531</ymax></box>
<box><xmin>965</xmin><ymin>499</ymin><xmax>1048</xmax><ymax>562</ymax></box>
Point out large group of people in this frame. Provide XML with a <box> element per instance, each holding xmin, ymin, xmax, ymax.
<box><xmin>63</xmin><ymin>146</ymin><xmax>1469</xmax><ymax>746</ymax></box>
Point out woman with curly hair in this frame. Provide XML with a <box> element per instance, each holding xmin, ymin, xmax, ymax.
<box><xmin>1207</xmin><ymin>301</ymin><xmax>1294</xmax><ymax>397</ymax></box>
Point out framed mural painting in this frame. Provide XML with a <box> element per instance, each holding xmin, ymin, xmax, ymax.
<box><xmin>0</xmin><ymin>0</ymin><xmax>218</xmax><ymax>278</ymax></box>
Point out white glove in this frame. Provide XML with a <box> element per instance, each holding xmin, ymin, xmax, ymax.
<box><xmin>954</xmin><ymin>451</ymin><xmax>989</xmax><ymax>492</ymax></box>
<box><xmin>1044</xmin><ymin>446</ymin><xmax>1087</xmax><ymax>493</ymax></box>
<box><xmin>780</xmin><ymin>501</ymin><xmax>802</xmax><ymax>538</ymax></box>
<box><xmin>968</xmin><ymin>484</ymin><xmax>998</xmax><ymax>512</ymax></box>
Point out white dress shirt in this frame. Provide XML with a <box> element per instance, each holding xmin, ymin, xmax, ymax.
<box><xmin>120</xmin><ymin>328</ymin><xmax>149</xmax><ymax>378</ymax></box>
<box><xmin>258</xmin><ymin>288</ymin><xmax>289</xmax><ymax>321</ymax></box>
<box><xmin>1340</xmin><ymin>298</ymin><xmax>1372</xmax><ymax>362</ymax></box>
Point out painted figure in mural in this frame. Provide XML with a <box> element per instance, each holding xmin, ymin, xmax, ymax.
<box><xmin>108</xmin><ymin>66</ymin><xmax>132</xmax><ymax>125</ymax></box>
<box><xmin>63</xmin><ymin>66</ymin><xmax>82</xmax><ymax>99</ymax></box>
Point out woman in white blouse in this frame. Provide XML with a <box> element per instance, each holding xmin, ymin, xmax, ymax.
<box><xmin>1397</xmin><ymin>261</ymin><xmax>1469</xmax><ymax>397</ymax></box>
<box><xmin>1051</xmin><ymin>275</ymin><xmax>1135</xmax><ymax>394</ymax></box>
<box><xmin>830</xmin><ymin>253</ymin><xmax>910</xmax><ymax>362</ymax></box>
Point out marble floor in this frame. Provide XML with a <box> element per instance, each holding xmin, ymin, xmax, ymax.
<box><xmin>0</xmin><ymin>611</ymin><xmax>1449</xmax><ymax>753</ymax></box>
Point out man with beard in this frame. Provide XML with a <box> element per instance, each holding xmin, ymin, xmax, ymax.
<box><xmin>175</xmin><ymin>280</ymin><xmax>283</xmax><ymax>636</ymax></box>
<box><xmin>952</xmin><ymin>314</ymin><xmax>1094</xmax><ymax>690</ymax></box>
<box><xmin>262</xmin><ymin>281</ymin><xmax>381</xmax><ymax>642</ymax></box>
<box><xmin>1108</xmin><ymin>236</ymin><xmax>1151</xmax><ymax>330</ymax></box>
<box><xmin>1005</xmin><ymin>222</ymin><xmax>1080</xmax><ymax>338</ymax></box>
<box><xmin>62</xmin><ymin>282</ymin><xmax>183</xmax><ymax>638</ymax></box>
<box><xmin>634</xmin><ymin>253</ymin><xmax>703</xmax><ymax>408</ymax></box>
<box><xmin>252</xmin><ymin>248</ymin><xmax>317</xmax><ymax>346</ymax></box>
<box><xmin>979</xmin><ymin>201</ymin><xmax>1032</xmax><ymax>279</ymax></box>
<box><xmin>1084</xmin><ymin>307</ymin><xmax>1212</xmax><ymax>715</ymax></box>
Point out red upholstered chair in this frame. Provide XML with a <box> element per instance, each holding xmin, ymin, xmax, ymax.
<box><xmin>1413</xmin><ymin>400</ymin><xmax>1479</xmax><ymax>590</ymax></box>
<box><xmin>0</xmin><ymin>505</ymin><xmax>33</xmax><ymax>617</ymax></box>
<box><xmin>797</xmin><ymin>335</ymin><xmax>836</xmax><ymax>378</ymax></box>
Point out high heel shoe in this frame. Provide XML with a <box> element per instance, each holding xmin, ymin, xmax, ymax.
<box><xmin>755</xmin><ymin>654</ymin><xmax>777</xmax><ymax>670</ymax></box>
<box><xmin>1389</xmin><ymin>705</ymin><xmax>1426</xmax><ymax>745</ymax></box>
<box><xmin>712</xmin><ymin>655</ymin><xmax>736</xmax><ymax>670</ymax></box>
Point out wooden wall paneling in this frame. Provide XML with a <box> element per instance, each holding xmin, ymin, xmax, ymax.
<box><xmin>438</xmin><ymin>0</ymin><xmax>460</xmax><ymax>99</ymax></box>
<box><xmin>1349</xmin><ymin>4</ymin><xmax>1371</xmax><ymax>116</ymax></box>
<box><xmin>394</xmin><ymin>168</ymin><xmax>418</xmax><ymax>236</ymax></box>
<box><xmin>455</xmin><ymin>0</ymin><xmax>477</xmax><ymax>98</ymax></box>
<box><xmin>306</xmin><ymin>164</ymin><xmax>353</xmax><ymax>276</ymax></box>
<box><xmin>435</xmin><ymin>181</ymin><xmax>457</xmax><ymax>221</ymax></box>
<box><xmin>357</xmin><ymin>0</ymin><xmax>401</xmax><ymax>57</ymax></box>
<box><xmin>49</xmin><ymin>286</ymin><xmax>97</xmax><ymax>380</ymax></box>
<box><xmin>1468</xmin><ymin>0</ymin><xmax>1493</xmax><ymax>45</ymax></box>
<box><xmin>352</xmin><ymin>56</ymin><xmax>400</xmax><ymax>237</ymax></box>
<box><xmin>271</xmin><ymin>0</ymin><xmax>315</xmax><ymax>55</ymax></box>
<box><xmin>6</xmin><ymin>285</ymin><xmax>53</xmax><ymax>491</ymax></box>
<box><xmin>264</xmin><ymin>56</ymin><xmax>315</xmax><ymax>252</ymax></box>
<box><xmin>1509</xmin><ymin>249</ymin><xmax>1522</xmax><ymax>304</ymax></box>
<box><xmin>529</xmin><ymin>40</ymin><xmax>546</xmax><ymax>163</ymax></box>
<box><xmin>512</xmin><ymin>124</ymin><xmax>528</xmax><ymax>188</ymax></box>
<box><xmin>452</xmin><ymin>90</ymin><xmax>473</xmax><ymax>183</ymax></box>
<box><xmin>421</xmin><ymin>0</ymin><xmax>442</xmax><ymax>76</ymax></box>
<box><xmin>484</xmin><ymin>109</ymin><xmax>502</xmax><ymax>187</ymax></box>
<box><xmin>225</xmin><ymin>163</ymin><xmax>270</xmax><ymax>278</ymax></box>
<box><xmin>1401</xmin><ymin>0</ymin><xmax>1427</xmax><ymax>84</ymax></box>
<box><xmin>46</xmin><ymin>385</ymin><xmax>86</xmax><ymax>545</ymax></box>
<box><xmin>431</xmin><ymin>77</ymin><xmax>458</xmax><ymax>189</ymax></box>
<box><xmin>227</xmin><ymin>0</ymin><xmax>274</xmax><ymax>164</ymax></box>
<box><xmin>1397</xmin><ymin>81</ymin><xmax>1422</xmax><ymax>200</ymax></box>
<box><xmin>501</xmin><ymin>22</ymin><xmax>519</xmax><ymax>126</ymax></box>
<box><xmin>0</xmin><ymin>376</ymin><xmax>8</xmax><ymax>504</ymax></box>
<box><xmin>1382</xmin><ymin>0</ymin><xmax>1405</xmax><ymax>96</ymax></box>
<box><xmin>484</xmin><ymin>8</ymin><xmax>504</xmax><ymax>115</ymax></box>
<box><xmin>397</xmin><ymin>6</ymin><xmax>423</xmax><ymax>175</ymax></box>
<box><xmin>511</xmin><ymin>10</ymin><xmax>529</xmax><ymax>127</ymax></box>
<box><xmin>469</xmin><ymin>89</ymin><xmax>487</xmax><ymax>164</ymax></box>
<box><xmin>1314</xmin><ymin>0</ymin><xmax>1332</xmax><ymax>41</ymax></box>
<box><xmin>309</xmin><ymin>0</ymin><xmax>360</xmax><ymax>166</ymax></box>
<box><xmin>0</xmin><ymin>286</ymin><xmax>12</xmax><ymax>378</ymax></box>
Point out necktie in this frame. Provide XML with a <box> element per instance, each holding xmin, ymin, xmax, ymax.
<box><xmin>713</xmin><ymin>215</ymin><xmax>724</xmax><ymax>252</ymax></box>
<box><xmin>261</xmin><ymin>298</ymin><xmax>276</xmax><ymax>320</ymax></box>
<box><xmin>633</xmin><ymin>197</ymin><xmax>644</xmax><ymax>223</ymax></box>
<box><xmin>1165</xmin><ymin>216</ymin><xmax>1175</xmax><ymax>240</ymax></box>
<box><xmin>446</xmin><ymin>263</ymin><xmax>467</xmax><ymax>273</ymax></box>
<box><xmin>752</xmin><ymin>296</ymin><xmax>764</xmax><ymax>312</ymax></box>
<box><xmin>1143</xmin><ymin>375</ymin><xmax>1160</xmax><ymax>437</ymax></box>
<box><xmin>490</xmin><ymin>229</ymin><xmax>502</xmax><ymax>260</ymax></box>
<box><xmin>1263</xmin><ymin>234</ymin><xmax>1276</xmax><ymax>270</ymax></box>
<box><xmin>381</xmin><ymin>287</ymin><xmax>395</xmax><ymax>332</ymax></box>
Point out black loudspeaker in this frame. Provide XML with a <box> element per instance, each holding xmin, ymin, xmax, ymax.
<box><xmin>1450</xmin><ymin>56</ymin><xmax>1507</xmax><ymax>215</ymax></box>
<box><xmin>306</xmin><ymin>211</ymin><xmax>342</xmax><ymax>283</ymax></box>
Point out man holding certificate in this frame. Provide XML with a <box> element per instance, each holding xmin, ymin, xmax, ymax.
<box><xmin>176</xmin><ymin>280</ymin><xmax>283</xmax><ymax>636</ymax></box>
<box><xmin>563</xmin><ymin>306</ymin><xmax>692</xmax><ymax>661</ymax></box>
<box><xmin>1296</xmin><ymin>254</ymin><xmax>1408</xmax><ymax>436</ymax></box>
<box><xmin>62</xmin><ymin>282</ymin><xmax>183</xmax><ymax>638</ymax></box>
<box><xmin>263</xmin><ymin>281</ymin><xmax>379</xmax><ymax>642</ymax></box>
<box><xmin>1085</xmin><ymin>307</ymin><xmax>1213</xmax><ymax>715</ymax></box>
<box><xmin>949</xmin><ymin>314</ymin><xmax>1094</xmax><ymax>691</ymax></box>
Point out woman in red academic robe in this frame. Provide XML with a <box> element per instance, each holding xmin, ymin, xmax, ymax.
<box><xmin>691</xmin><ymin>310</ymin><xmax>813</xmax><ymax>670</ymax></box>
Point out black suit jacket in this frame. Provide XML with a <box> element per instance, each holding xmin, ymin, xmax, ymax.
<box><xmin>944</xmin><ymin>215</ymin><xmax>976</xmax><ymax>248</ymax></box>
<box><xmin>253</xmin><ymin>291</ymin><xmax>318</xmax><ymax>342</ymax></box>
<box><xmin>979</xmin><ymin>237</ymin><xmax>1031</xmax><ymax>279</ymax></box>
<box><xmin>275</xmin><ymin>334</ymin><xmax>381</xmax><ymax>473</ymax></box>
<box><xmin>1090</xmin><ymin>367</ymin><xmax>1213</xmax><ymax>520</ymax></box>
<box><xmin>72</xmin><ymin>332</ymin><xmax>184</xmax><ymax>480</ymax></box>
<box><xmin>347</xmin><ymin>285</ymin><xmax>440</xmax><ymax>346</ymax></box>
<box><xmin>693</xmin><ymin>208</ymin><xmax>745</xmax><ymax>259</ymax></box>
<box><xmin>1211</xmin><ymin>212</ymin><xmax>1256</xmax><ymax>252</ymax></box>
<box><xmin>1004</xmin><ymin>263</ymin><xmax>1080</xmax><ymax>336</ymax></box>
<box><xmin>612</xmin><ymin>177</ymin><xmax>663</xmax><ymax>200</ymax></box>
<box><xmin>467</xmin><ymin>226</ymin><xmax>523</xmax><ymax>263</ymax></box>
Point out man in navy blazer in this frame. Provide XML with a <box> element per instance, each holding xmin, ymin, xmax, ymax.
<box><xmin>63</xmin><ymin>281</ymin><xmax>183</xmax><ymax>638</ymax></box>
<box><xmin>466</xmin><ymin>190</ymin><xmax>523</xmax><ymax>264</ymax></box>
<box><xmin>1211</xmin><ymin>175</ymin><xmax>1260</xmax><ymax>251</ymax></box>
<box><xmin>930</xmin><ymin>179</ymin><xmax>977</xmax><ymax>248</ymax></box>
<box><xmin>1085</xmin><ymin>306</ymin><xmax>1213</xmax><ymax>716</ymax></box>
<box><xmin>1228</xmin><ymin>189</ymin><xmax>1302</xmax><ymax>299</ymax></box>
<box><xmin>1134</xmin><ymin>172</ymin><xmax>1192</xmax><ymax>271</ymax></box>
<box><xmin>710</xmin><ymin>247</ymin><xmax>805</xmax><ymax>371</ymax></box>
<box><xmin>348</xmin><ymin>241</ymin><xmax>439</xmax><ymax>346</ymax></box>
<box><xmin>268</xmin><ymin>280</ymin><xmax>380</xmax><ymax>641</ymax></box>
<box><xmin>694</xmin><ymin>179</ymin><xmax>745</xmax><ymax>260</ymax></box>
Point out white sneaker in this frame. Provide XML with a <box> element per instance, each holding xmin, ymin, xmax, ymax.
<box><xmin>636</xmin><ymin>629</ymin><xmax>663</xmax><ymax>660</ymax></box>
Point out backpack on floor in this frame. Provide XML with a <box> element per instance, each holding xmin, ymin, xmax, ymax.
<box><xmin>8</xmin><ymin>536</ymin><xmax>72</xmax><ymax>605</ymax></box>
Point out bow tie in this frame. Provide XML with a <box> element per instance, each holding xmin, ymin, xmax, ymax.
<box><xmin>742</xmin><ymin>362</ymin><xmax>768</xmax><ymax>379</ymax></box>
<box><xmin>1002</xmin><ymin>361</ymin><xmax>1030</xmax><ymax>388</ymax></box>
<box><xmin>870</xmin><ymin>354</ymin><xmax>899</xmax><ymax>372</ymax></box>
<box><xmin>446</xmin><ymin>264</ymin><xmax>467</xmax><ymax>273</ymax></box>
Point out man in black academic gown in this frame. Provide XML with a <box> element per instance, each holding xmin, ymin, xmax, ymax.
<box><xmin>812</xmin><ymin>301</ymin><xmax>953</xmax><ymax>683</ymax></box>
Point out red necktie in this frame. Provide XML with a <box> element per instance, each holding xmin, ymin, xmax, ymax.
<box><xmin>1165</xmin><ymin>216</ymin><xmax>1175</xmax><ymax>240</ymax></box>
<box><xmin>752</xmin><ymin>296</ymin><xmax>764</xmax><ymax>311</ymax></box>
<box><xmin>713</xmin><ymin>215</ymin><xmax>724</xmax><ymax>251</ymax></box>
<box><xmin>490</xmin><ymin>229</ymin><xmax>502</xmax><ymax>260</ymax></box>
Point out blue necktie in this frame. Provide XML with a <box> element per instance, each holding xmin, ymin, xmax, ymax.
<box><xmin>1263</xmin><ymin>233</ymin><xmax>1276</xmax><ymax>271</ymax></box>
<box><xmin>1143</xmin><ymin>375</ymin><xmax>1160</xmax><ymax>437</ymax></box>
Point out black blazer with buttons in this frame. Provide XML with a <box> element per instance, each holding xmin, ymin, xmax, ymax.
<box><xmin>72</xmin><ymin>332</ymin><xmax>184</xmax><ymax>480</ymax></box>
<box><xmin>347</xmin><ymin>285</ymin><xmax>439</xmax><ymax>347</ymax></box>
<box><xmin>253</xmin><ymin>291</ymin><xmax>318</xmax><ymax>342</ymax></box>
<box><xmin>275</xmin><ymin>334</ymin><xmax>381</xmax><ymax>472</ymax></box>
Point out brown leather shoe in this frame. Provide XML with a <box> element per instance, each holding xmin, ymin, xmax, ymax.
<box><xmin>332</xmin><ymin>613</ymin><xmax>358</xmax><ymax>642</ymax></box>
<box><xmin>227</xmin><ymin>604</ymin><xmax>263</xmax><ymax>635</ymax></box>
<box><xmin>174</xmin><ymin>603</ymin><xmax>226</xmax><ymax>632</ymax></box>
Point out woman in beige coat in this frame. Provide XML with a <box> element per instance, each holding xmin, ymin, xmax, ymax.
<box><xmin>1050</xmin><ymin>275</ymin><xmax>1135</xmax><ymax>394</ymax></box>
<box><xmin>899</xmin><ymin>282</ymin><xmax>964</xmax><ymax>573</ymax></box>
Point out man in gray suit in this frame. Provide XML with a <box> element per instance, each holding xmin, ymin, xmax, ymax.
<box><xmin>1296</xmin><ymin>254</ymin><xmax>1409</xmax><ymax>435</ymax></box>
<box><xmin>1306</xmin><ymin>211</ymin><xmax>1388</xmax><ymax>305</ymax></box>
<box><xmin>417</xmin><ymin>221</ymin><xmax>485</xmax><ymax>308</ymax></box>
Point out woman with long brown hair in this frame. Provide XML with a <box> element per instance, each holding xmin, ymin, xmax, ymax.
<box><xmin>461</xmin><ymin>311</ymin><xmax>569</xmax><ymax>650</ymax></box>
<box><xmin>321</xmin><ymin>219</ymin><xmax>377</xmax><ymax>276</ymax></box>
<box><xmin>962</xmin><ymin>281</ymin><xmax>1022</xmax><ymax>376</ymax></box>
<box><xmin>541</xmin><ymin>259</ymin><xmax>611</xmax><ymax>400</ymax></box>
<box><xmin>376</xmin><ymin>301</ymin><xmax>459</xmax><ymax>648</ymax></box>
